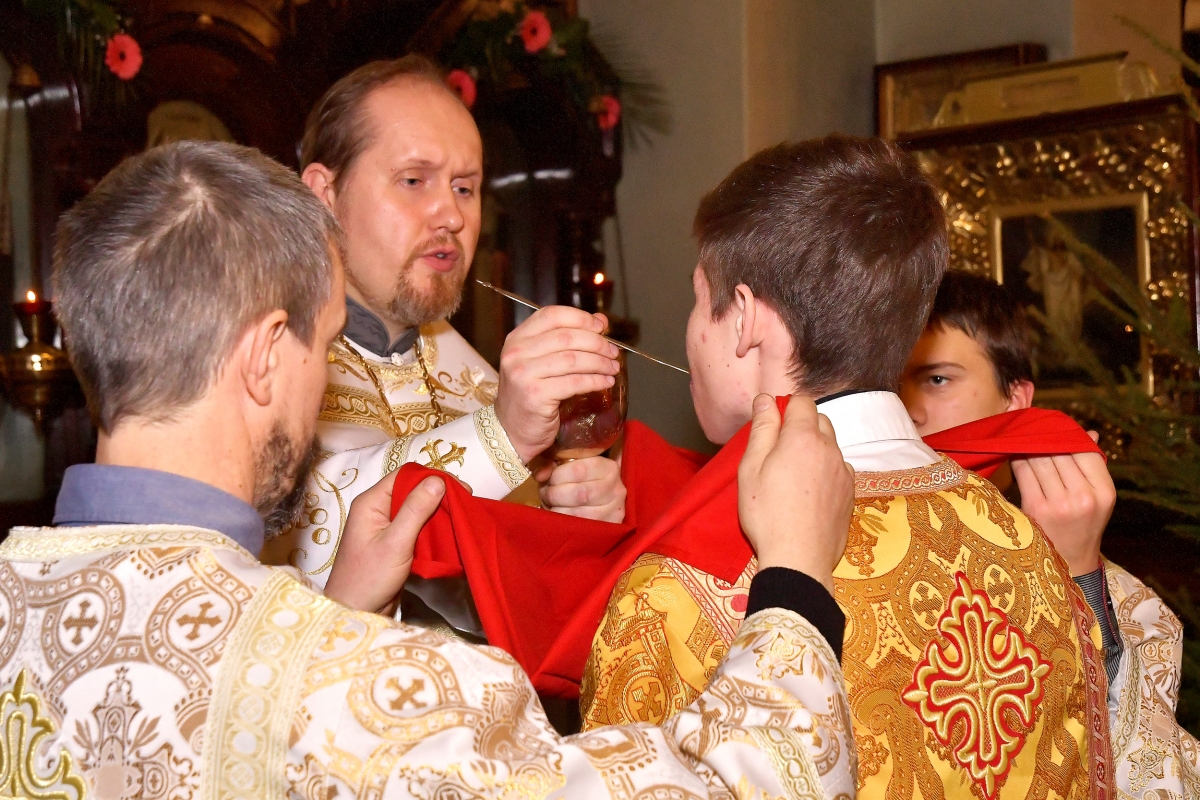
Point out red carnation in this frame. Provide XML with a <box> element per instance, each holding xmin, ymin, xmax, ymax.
<box><xmin>446</xmin><ymin>69</ymin><xmax>477</xmax><ymax>109</ymax></box>
<box><xmin>595</xmin><ymin>95</ymin><xmax>621</xmax><ymax>131</ymax></box>
<box><xmin>104</xmin><ymin>33</ymin><xmax>142</xmax><ymax>81</ymax></box>
<box><xmin>519</xmin><ymin>10</ymin><xmax>552</xmax><ymax>53</ymax></box>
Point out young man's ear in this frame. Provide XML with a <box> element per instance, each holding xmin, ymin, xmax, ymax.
<box><xmin>734</xmin><ymin>284</ymin><xmax>757</xmax><ymax>358</ymax></box>
<box><xmin>1005</xmin><ymin>379</ymin><xmax>1035</xmax><ymax>411</ymax></box>
<box><xmin>302</xmin><ymin>163</ymin><xmax>338</xmax><ymax>212</ymax></box>
<box><xmin>241</xmin><ymin>309</ymin><xmax>291</xmax><ymax>407</ymax></box>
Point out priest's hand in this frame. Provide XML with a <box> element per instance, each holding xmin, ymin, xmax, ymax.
<box><xmin>495</xmin><ymin>306</ymin><xmax>622</xmax><ymax>464</ymax></box>
<box><xmin>1012</xmin><ymin>431</ymin><xmax>1114</xmax><ymax>576</ymax></box>
<box><xmin>738</xmin><ymin>394</ymin><xmax>854</xmax><ymax>594</ymax></box>
<box><xmin>324</xmin><ymin>474</ymin><xmax>446</xmax><ymax>614</ymax></box>
<box><xmin>536</xmin><ymin>455</ymin><xmax>627</xmax><ymax>523</ymax></box>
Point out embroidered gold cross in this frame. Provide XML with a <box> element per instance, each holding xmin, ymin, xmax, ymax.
<box><xmin>177</xmin><ymin>601</ymin><xmax>222</xmax><ymax>641</ymax></box>
<box><xmin>631</xmin><ymin>683</ymin><xmax>664</xmax><ymax>721</ymax></box>
<box><xmin>63</xmin><ymin>600</ymin><xmax>98</xmax><ymax>646</ymax></box>
<box><xmin>420</xmin><ymin>439</ymin><xmax>466</xmax><ymax>472</ymax></box>
<box><xmin>912</xmin><ymin>584</ymin><xmax>944</xmax><ymax>627</ymax></box>
<box><xmin>320</xmin><ymin>619</ymin><xmax>357</xmax><ymax>652</ymax></box>
<box><xmin>986</xmin><ymin>566</ymin><xmax>1015</xmax><ymax>608</ymax></box>
<box><xmin>387</xmin><ymin>677</ymin><xmax>427</xmax><ymax>710</ymax></box>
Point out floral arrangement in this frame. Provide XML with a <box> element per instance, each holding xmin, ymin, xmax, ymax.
<box><xmin>104</xmin><ymin>31</ymin><xmax>142</xmax><ymax>81</ymax></box>
<box><xmin>20</xmin><ymin>0</ymin><xmax>666</xmax><ymax>146</ymax></box>
<box><xmin>440</xmin><ymin>1</ymin><xmax>659</xmax><ymax>144</ymax></box>
<box><xmin>22</xmin><ymin>0</ymin><xmax>141</xmax><ymax>107</ymax></box>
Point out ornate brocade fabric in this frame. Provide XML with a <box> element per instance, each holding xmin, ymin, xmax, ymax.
<box><xmin>1105</xmin><ymin>561</ymin><xmax>1200</xmax><ymax>798</ymax></box>
<box><xmin>582</xmin><ymin>459</ymin><xmax>1113</xmax><ymax>800</ymax></box>
<box><xmin>0</xmin><ymin>523</ymin><xmax>857</xmax><ymax>800</ymax></box>
<box><xmin>261</xmin><ymin>321</ymin><xmax>530</xmax><ymax>588</ymax></box>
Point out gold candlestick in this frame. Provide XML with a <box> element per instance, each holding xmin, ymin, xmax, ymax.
<box><xmin>0</xmin><ymin>291</ymin><xmax>83</xmax><ymax>430</ymax></box>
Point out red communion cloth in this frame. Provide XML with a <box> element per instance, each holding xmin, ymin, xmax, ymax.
<box><xmin>389</xmin><ymin>400</ymin><xmax>1102</xmax><ymax>697</ymax></box>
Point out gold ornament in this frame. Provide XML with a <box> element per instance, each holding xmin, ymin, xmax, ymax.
<box><xmin>0</xmin><ymin>669</ymin><xmax>87</xmax><ymax>800</ymax></box>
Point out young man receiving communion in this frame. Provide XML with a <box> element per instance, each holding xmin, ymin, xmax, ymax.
<box><xmin>0</xmin><ymin>139</ymin><xmax>859</xmax><ymax>800</ymax></box>
<box><xmin>900</xmin><ymin>270</ymin><xmax>1200</xmax><ymax>797</ymax></box>
<box><xmin>582</xmin><ymin>134</ymin><xmax>1117</xmax><ymax>800</ymax></box>
<box><xmin>262</xmin><ymin>55</ymin><xmax>626</xmax><ymax>638</ymax></box>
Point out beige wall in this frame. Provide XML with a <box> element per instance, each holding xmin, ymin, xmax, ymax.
<box><xmin>875</xmin><ymin>0</ymin><xmax>1182</xmax><ymax>84</ymax></box>
<box><xmin>875</xmin><ymin>0</ymin><xmax>1075</xmax><ymax>63</ymax></box>
<box><xmin>580</xmin><ymin>0</ymin><xmax>875</xmax><ymax>450</ymax></box>
<box><xmin>1073</xmin><ymin>0</ymin><xmax>1181</xmax><ymax>87</ymax></box>
<box><xmin>745</xmin><ymin>0</ymin><xmax>875</xmax><ymax>153</ymax></box>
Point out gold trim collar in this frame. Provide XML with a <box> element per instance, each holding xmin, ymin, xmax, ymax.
<box><xmin>0</xmin><ymin>524</ymin><xmax>255</xmax><ymax>562</ymax></box>
<box><xmin>853</xmin><ymin>456</ymin><xmax>967</xmax><ymax>497</ymax></box>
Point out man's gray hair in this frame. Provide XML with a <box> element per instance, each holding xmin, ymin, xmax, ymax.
<box><xmin>53</xmin><ymin>140</ymin><xmax>342</xmax><ymax>432</ymax></box>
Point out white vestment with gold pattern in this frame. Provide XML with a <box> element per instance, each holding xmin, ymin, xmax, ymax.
<box><xmin>262</xmin><ymin>321</ymin><xmax>530</xmax><ymax>590</ymax></box>
<box><xmin>1105</xmin><ymin>560</ymin><xmax>1200</xmax><ymax>798</ymax></box>
<box><xmin>0</xmin><ymin>523</ymin><xmax>856</xmax><ymax>800</ymax></box>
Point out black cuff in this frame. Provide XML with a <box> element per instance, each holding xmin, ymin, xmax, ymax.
<box><xmin>747</xmin><ymin>567</ymin><xmax>845</xmax><ymax>660</ymax></box>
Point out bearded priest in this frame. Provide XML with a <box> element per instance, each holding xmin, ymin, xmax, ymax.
<box><xmin>261</xmin><ymin>56</ymin><xmax>627</xmax><ymax>637</ymax></box>
<box><xmin>582</xmin><ymin>135</ymin><xmax>1117</xmax><ymax>800</ymax></box>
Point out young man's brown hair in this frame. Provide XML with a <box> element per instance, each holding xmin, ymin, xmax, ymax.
<box><xmin>693</xmin><ymin>134</ymin><xmax>948</xmax><ymax>395</ymax></box>
<box><xmin>927</xmin><ymin>271</ymin><xmax>1035</xmax><ymax>398</ymax></box>
<box><xmin>300</xmin><ymin>54</ymin><xmax>451</xmax><ymax>184</ymax></box>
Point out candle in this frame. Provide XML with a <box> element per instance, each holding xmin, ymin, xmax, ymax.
<box><xmin>16</xmin><ymin>290</ymin><xmax>51</xmax><ymax>315</ymax></box>
<box><xmin>592</xmin><ymin>272</ymin><xmax>615</xmax><ymax>314</ymax></box>
<box><xmin>13</xmin><ymin>290</ymin><xmax>55</xmax><ymax>346</ymax></box>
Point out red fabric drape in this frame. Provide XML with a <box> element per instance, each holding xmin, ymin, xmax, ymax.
<box><xmin>922</xmin><ymin>407</ymin><xmax>1103</xmax><ymax>479</ymax></box>
<box><xmin>390</xmin><ymin>419</ymin><xmax>709</xmax><ymax>697</ymax></box>
<box><xmin>390</xmin><ymin>402</ymin><xmax>1103</xmax><ymax>697</ymax></box>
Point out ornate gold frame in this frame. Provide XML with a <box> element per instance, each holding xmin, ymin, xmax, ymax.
<box><xmin>990</xmin><ymin>192</ymin><xmax>1151</xmax><ymax>287</ymax></box>
<box><xmin>875</xmin><ymin>44</ymin><xmax>1046</xmax><ymax>139</ymax></box>
<box><xmin>903</xmin><ymin>96</ymin><xmax>1199</xmax><ymax>398</ymax></box>
<box><xmin>991</xmin><ymin>193</ymin><xmax>1153</xmax><ymax>395</ymax></box>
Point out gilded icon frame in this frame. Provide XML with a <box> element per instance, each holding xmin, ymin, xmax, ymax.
<box><xmin>875</xmin><ymin>43</ymin><xmax>1046</xmax><ymax>139</ymax></box>
<box><xmin>991</xmin><ymin>193</ymin><xmax>1153</xmax><ymax>396</ymax></box>
<box><xmin>900</xmin><ymin>95</ymin><xmax>1199</xmax><ymax>401</ymax></box>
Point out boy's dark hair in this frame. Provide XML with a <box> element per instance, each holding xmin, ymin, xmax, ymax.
<box><xmin>693</xmin><ymin>134</ymin><xmax>948</xmax><ymax>395</ymax></box>
<box><xmin>927</xmin><ymin>271</ymin><xmax>1034</xmax><ymax>397</ymax></box>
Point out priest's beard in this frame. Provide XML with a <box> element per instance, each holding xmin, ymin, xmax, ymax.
<box><xmin>350</xmin><ymin>233</ymin><xmax>467</xmax><ymax>329</ymax></box>
<box><xmin>255</xmin><ymin>423</ymin><xmax>319</xmax><ymax>537</ymax></box>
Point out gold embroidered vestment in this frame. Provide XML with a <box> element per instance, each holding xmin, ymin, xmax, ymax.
<box><xmin>0</xmin><ymin>522</ymin><xmax>858</xmax><ymax>799</ymax></box>
<box><xmin>262</xmin><ymin>321</ymin><xmax>531</xmax><ymax>588</ymax></box>
<box><xmin>582</xmin><ymin>458</ymin><xmax>1112</xmax><ymax>800</ymax></box>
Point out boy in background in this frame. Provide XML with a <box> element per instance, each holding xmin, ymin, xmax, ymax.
<box><xmin>900</xmin><ymin>270</ymin><xmax>1198</xmax><ymax>796</ymax></box>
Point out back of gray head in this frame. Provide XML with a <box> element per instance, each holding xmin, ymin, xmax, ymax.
<box><xmin>53</xmin><ymin>140</ymin><xmax>342</xmax><ymax>432</ymax></box>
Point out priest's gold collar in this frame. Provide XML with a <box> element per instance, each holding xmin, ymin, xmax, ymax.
<box><xmin>0</xmin><ymin>524</ymin><xmax>254</xmax><ymax>562</ymax></box>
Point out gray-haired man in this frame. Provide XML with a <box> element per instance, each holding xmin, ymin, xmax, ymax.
<box><xmin>0</xmin><ymin>140</ymin><xmax>858</xmax><ymax>799</ymax></box>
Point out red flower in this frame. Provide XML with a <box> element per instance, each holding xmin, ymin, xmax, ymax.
<box><xmin>105</xmin><ymin>33</ymin><xmax>143</xmax><ymax>81</ymax></box>
<box><xmin>519</xmin><ymin>10</ymin><xmax>552</xmax><ymax>53</ymax></box>
<box><xmin>446</xmin><ymin>69</ymin><xmax>477</xmax><ymax>109</ymax></box>
<box><xmin>596</xmin><ymin>95</ymin><xmax>621</xmax><ymax>131</ymax></box>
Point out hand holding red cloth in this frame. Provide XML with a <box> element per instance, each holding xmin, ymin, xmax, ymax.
<box><xmin>922</xmin><ymin>407</ymin><xmax>1104</xmax><ymax>479</ymax></box>
<box><xmin>389</xmin><ymin>401</ymin><xmax>1103</xmax><ymax>697</ymax></box>
<box><xmin>389</xmin><ymin>419</ymin><xmax>708</xmax><ymax>696</ymax></box>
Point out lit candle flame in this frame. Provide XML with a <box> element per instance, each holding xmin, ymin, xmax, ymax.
<box><xmin>592</xmin><ymin>272</ymin><xmax>605</xmax><ymax>286</ymax></box>
<box><xmin>25</xmin><ymin>290</ymin><xmax>36</xmax><ymax>303</ymax></box>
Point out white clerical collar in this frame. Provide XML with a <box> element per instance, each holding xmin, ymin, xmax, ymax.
<box><xmin>815</xmin><ymin>390</ymin><xmax>939</xmax><ymax>472</ymax></box>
